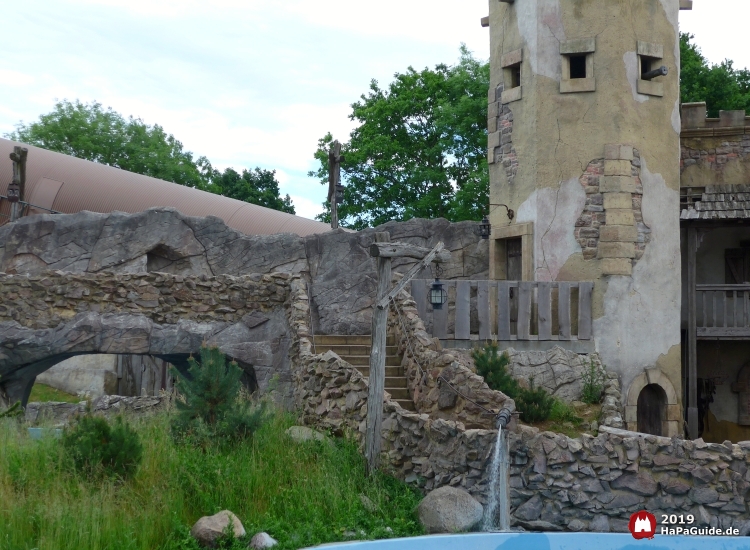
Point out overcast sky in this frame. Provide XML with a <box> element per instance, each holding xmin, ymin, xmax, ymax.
<box><xmin>1</xmin><ymin>0</ymin><xmax>747</xmax><ymax>220</ymax></box>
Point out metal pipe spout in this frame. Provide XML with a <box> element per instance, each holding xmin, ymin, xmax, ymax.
<box><xmin>495</xmin><ymin>407</ymin><xmax>512</xmax><ymax>429</ymax></box>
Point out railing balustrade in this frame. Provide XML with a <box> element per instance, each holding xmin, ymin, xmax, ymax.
<box><xmin>695</xmin><ymin>284</ymin><xmax>750</xmax><ymax>339</ymax></box>
<box><xmin>409</xmin><ymin>280</ymin><xmax>593</xmax><ymax>342</ymax></box>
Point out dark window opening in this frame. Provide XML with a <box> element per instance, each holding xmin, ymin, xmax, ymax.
<box><xmin>569</xmin><ymin>55</ymin><xmax>587</xmax><ymax>79</ymax></box>
<box><xmin>640</xmin><ymin>56</ymin><xmax>659</xmax><ymax>79</ymax></box>
<box><xmin>509</xmin><ymin>63</ymin><xmax>521</xmax><ymax>88</ymax></box>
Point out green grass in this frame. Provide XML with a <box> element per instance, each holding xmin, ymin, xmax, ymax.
<box><xmin>28</xmin><ymin>383</ymin><xmax>82</xmax><ymax>404</ymax></box>
<box><xmin>0</xmin><ymin>411</ymin><xmax>423</xmax><ymax>550</ymax></box>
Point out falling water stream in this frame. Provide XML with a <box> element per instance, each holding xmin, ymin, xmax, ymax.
<box><xmin>482</xmin><ymin>425</ymin><xmax>510</xmax><ymax>532</ymax></box>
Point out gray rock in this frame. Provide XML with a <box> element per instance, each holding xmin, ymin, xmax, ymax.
<box><xmin>250</xmin><ymin>532</ymin><xmax>278</xmax><ymax>549</ymax></box>
<box><xmin>190</xmin><ymin>510</ymin><xmax>245</xmax><ymax>548</ymax></box>
<box><xmin>514</xmin><ymin>519</ymin><xmax>564</xmax><ymax>532</ymax></box>
<box><xmin>590</xmin><ymin>515</ymin><xmax>610</xmax><ymax>532</ymax></box>
<box><xmin>605</xmin><ymin>493</ymin><xmax>641</xmax><ymax>509</ymax></box>
<box><xmin>417</xmin><ymin>486</ymin><xmax>483</xmax><ymax>533</ymax></box>
<box><xmin>661</xmin><ymin>478</ymin><xmax>691</xmax><ymax>495</ymax></box>
<box><xmin>567</xmin><ymin>519</ymin><xmax>586</xmax><ymax>531</ymax></box>
<box><xmin>359</xmin><ymin>494</ymin><xmax>377</xmax><ymax>513</ymax></box>
<box><xmin>610</xmin><ymin>472</ymin><xmax>658</xmax><ymax>496</ymax></box>
<box><xmin>285</xmin><ymin>426</ymin><xmax>330</xmax><ymax>444</ymax></box>
<box><xmin>515</xmin><ymin>495</ymin><xmax>543</xmax><ymax>521</ymax></box>
<box><xmin>689</xmin><ymin>486</ymin><xmax>719</xmax><ymax>505</ymax></box>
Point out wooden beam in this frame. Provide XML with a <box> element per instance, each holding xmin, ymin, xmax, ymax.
<box><xmin>480</xmin><ymin>16</ymin><xmax>489</xmax><ymax>27</ymax></box>
<box><xmin>679</xmin><ymin>0</ymin><xmax>693</xmax><ymax>10</ymax></box>
<box><xmin>365</xmin><ymin>232</ymin><xmax>391</xmax><ymax>474</ymax></box>
<box><xmin>687</xmin><ymin>226</ymin><xmax>699</xmax><ymax>440</ymax></box>
<box><xmin>375</xmin><ymin>242</ymin><xmax>450</xmax><ymax>310</ymax></box>
<box><xmin>369</xmin><ymin>241</ymin><xmax>451</xmax><ymax>262</ymax></box>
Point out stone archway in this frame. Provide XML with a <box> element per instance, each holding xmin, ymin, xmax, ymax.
<box><xmin>0</xmin><ymin>271</ymin><xmax>294</xmax><ymax>410</ymax></box>
<box><xmin>625</xmin><ymin>368</ymin><xmax>680</xmax><ymax>437</ymax></box>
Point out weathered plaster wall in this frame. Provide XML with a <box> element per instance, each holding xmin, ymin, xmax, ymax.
<box><xmin>0</xmin><ymin>209</ymin><xmax>488</xmax><ymax>336</ymax></box>
<box><xmin>488</xmin><ymin>0</ymin><xmax>682</xmax><ymax>418</ymax></box>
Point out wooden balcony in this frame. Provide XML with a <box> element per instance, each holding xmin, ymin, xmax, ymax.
<box><xmin>409</xmin><ymin>280</ymin><xmax>593</xmax><ymax>342</ymax></box>
<box><xmin>696</xmin><ymin>284</ymin><xmax>750</xmax><ymax>339</ymax></box>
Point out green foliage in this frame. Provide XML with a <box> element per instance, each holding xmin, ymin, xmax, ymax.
<box><xmin>62</xmin><ymin>415</ymin><xmax>143</xmax><ymax>479</ymax></box>
<box><xmin>680</xmin><ymin>33</ymin><xmax>750</xmax><ymax>117</ymax></box>
<box><xmin>0</xmin><ymin>411</ymin><xmax>423</xmax><ymax>550</ymax></box>
<box><xmin>211</xmin><ymin>167</ymin><xmax>295</xmax><ymax>214</ymax></box>
<box><xmin>472</xmin><ymin>342</ymin><xmax>518</xmax><ymax>399</ymax></box>
<box><xmin>0</xmin><ymin>400</ymin><xmax>23</xmax><ymax>418</ymax></box>
<box><xmin>29</xmin><ymin>382</ymin><xmax>81</xmax><ymax>404</ymax></box>
<box><xmin>5</xmin><ymin>99</ymin><xmax>296</xmax><ymax>214</ymax></box>
<box><xmin>581</xmin><ymin>359</ymin><xmax>606</xmax><ymax>405</ymax></box>
<box><xmin>171</xmin><ymin>346</ymin><xmax>267</xmax><ymax>446</ymax></box>
<box><xmin>308</xmin><ymin>45</ymin><xmax>489</xmax><ymax>229</ymax></box>
<box><xmin>548</xmin><ymin>399</ymin><xmax>582</xmax><ymax>425</ymax></box>
<box><xmin>516</xmin><ymin>377</ymin><xmax>554</xmax><ymax>423</ymax></box>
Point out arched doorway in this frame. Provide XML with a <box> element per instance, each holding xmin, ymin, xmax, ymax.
<box><xmin>637</xmin><ymin>383</ymin><xmax>667</xmax><ymax>436</ymax></box>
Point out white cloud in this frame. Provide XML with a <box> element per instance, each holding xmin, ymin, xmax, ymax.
<box><xmin>288</xmin><ymin>194</ymin><xmax>324</xmax><ymax>221</ymax></box>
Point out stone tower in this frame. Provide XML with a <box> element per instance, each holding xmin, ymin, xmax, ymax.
<box><xmin>486</xmin><ymin>0</ymin><xmax>688</xmax><ymax>436</ymax></box>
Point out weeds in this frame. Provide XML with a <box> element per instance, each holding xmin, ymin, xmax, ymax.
<box><xmin>581</xmin><ymin>359</ymin><xmax>606</xmax><ymax>405</ymax></box>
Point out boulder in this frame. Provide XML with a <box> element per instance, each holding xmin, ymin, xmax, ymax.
<box><xmin>250</xmin><ymin>532</ymin><xmax>278</xmax><ymax>549</ymax></box>
<box><xmin>285</xmin><ymin>426</ymin><xmax>330</xmax><ymax>444</ymax></box>
<box><xmin>610</xmin><ymin>472</ymin><xmax>658</xmax><ymax>496</ymax></box>
<box><xmin>417</xmin><ymin>486</ymin><xmax>483</xmax><ymax>533</ymax></box>
<box><xmin>190</xmin><ymin>510</ymin><xmax>246</xmax><ymax>548</ymax></box>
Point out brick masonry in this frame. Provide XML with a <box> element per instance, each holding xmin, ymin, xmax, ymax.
<box><xmin>575</xmin><ymin>147</ymin><xmax>651</xmax><ymax>274</ymax></box>
<box><xmin>488</xmin><ymin>84</ymin><xmax>519</xmax><ymax>186</ymax></box>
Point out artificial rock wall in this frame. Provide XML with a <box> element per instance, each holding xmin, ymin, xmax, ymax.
<box><xmin>0</xmin><ymin>209</ymin><xmax>488</xmax><ymax>335</ymax></box>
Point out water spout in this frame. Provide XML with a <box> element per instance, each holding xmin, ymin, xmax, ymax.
<box><xmin>483</xmin><ymin>421</ymin><xmax>510</xmax><ymax>532</ymax></box>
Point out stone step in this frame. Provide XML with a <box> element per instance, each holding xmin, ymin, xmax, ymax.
<box><xmin>314</xmin><ymin>344</ymin><xmax>398</xmax><ymax>356</ymax></box>
<box><xmin>384</xmin><ymin>376</ymin><xmax>407</xmax><ymax>389</ymax></box>
<box><xmin>355</xmin><ymin>366</ymin><xmax>404</xmax><ymax>378</ymax></box>
<box><xmin>386</xmin><ymin>387</ymin><xmax>409</xmax><ymax>400</ymax></box>
<box><xmin>340</xmin><ymin>355</ymin><xmax>400</xmax><ymax>367</ymax></box>
<box><xmin>396</xmin><ymin>399</ymin><xmax>416</xmax><ymax>412</ymax></box>
<box><xmin>313</xmin><ymin>335</ymin><xmax>395</xmax><ymax>346</ymax></box>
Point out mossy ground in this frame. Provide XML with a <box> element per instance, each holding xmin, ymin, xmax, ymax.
<box><xmin>0</xmin><ymin>410</ymin><xmax>423</xmax><ymax>550</ymax></box>
<box><xmin>28</xmin><ymin>383</ymin><xmax>82</xmax><ymax>404</ymax></box>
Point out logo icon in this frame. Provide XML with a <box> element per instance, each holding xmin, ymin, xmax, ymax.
<box><xmin>629</xmin><ymin>510</ymin><xmax>656</xmax><ymax>539</ymax></box>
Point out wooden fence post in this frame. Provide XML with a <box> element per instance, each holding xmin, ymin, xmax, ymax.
<box><xmin>365</xmin><ymin>232</ymin><xmax>391</xmax><ymax>474</ymax></box>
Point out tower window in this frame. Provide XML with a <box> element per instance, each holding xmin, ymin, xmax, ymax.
<box><xmin>500</xmin><ymin>48</ymin><xmax>524</xmax><ymax>104</ymax></box>
<box><xmin>636</xmin><ymin>41</ymin><xmax>665</xmax><ymax>97</ymax></box>
<box><xmin>509</xmin><ymin>63</ymin><xmax>521</xmax><ymax>88</ymax></box>
<box><xmin>569</xmin><ymin>55</ymin><xmax>587</xmax><ymax>79</ymax></box>
<box><xmin>559</xmin><ymin>38</ymin><xmax>595</xmax><ymax>93</ymax></box>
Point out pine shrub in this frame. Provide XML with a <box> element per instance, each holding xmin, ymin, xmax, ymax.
<box><xmin>471</xmin><ymin>343</ymin><xmax>519</xmax><ymax>399</ymax></box>
<box><xmin>62</xmin><ymin>415</ymin><xmax>143</xmax><ymax>479</ymax></box>
<box><xmin>516</xmin><ymin>377</ymin><xmax>554</xmax><ymax>423</ymax></box>
<box><xmin>171</xmin><ymin>346</ymin><xmax>267</xmax><ymax>446</ymax></box>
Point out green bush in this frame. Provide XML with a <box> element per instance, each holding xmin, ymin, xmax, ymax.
<box><xmin>516</xmin><ymin>377</ymin><xmax>554</xmax><ymax>423</ymax></box>
<box><xmin>62</xmin><ymin>415</ymin><xmax>143</xmax><ymax>479</ymax></box>
<box><xmin>171</xmin><ymin>346</ymin><xmax>267</xmax><ymax>446</ymax></box>
<box><xmin>472</xmin><ymin>343</ymin><xmax>519</xmax><ymax>398</ymax></box>
<box><xmin>549</xmin><ymin>399</ymin><xmax>582</xmax><ymax>425</ymax></box>
<box><xmin>581</xmin><ymin>359</ymin><xmax>606</xmax><ymax>405</ymax></box>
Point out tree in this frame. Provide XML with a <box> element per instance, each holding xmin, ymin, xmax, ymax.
<box><xmin>170</xmin><ymin>346</ymin><xmax>266</xmax><ymax>446</ymax></box>
<box><xmin>680</xmin><ymin>33</ymin><xmax>750</xmax><ymax>117</ymax></box>
<box><xmin>5</xmin><ymin>100</ymin><xmax>297</xmax><ymax>214</ymax></box>
<box><xmin>6</xmin><ymin>100</ymin><xmax>214</xmax><ymax>189</ymax></box>
<box><xmin>212</xmin><ymin>167</ymin><xmax>295</xmax><ymax>214</ymax></box>
<box><xmin>308</xmin><ymin>46</ymin><xmax>489</xmax><ymax>230</ymax></box>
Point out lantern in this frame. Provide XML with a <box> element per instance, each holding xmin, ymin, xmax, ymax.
<box><xmin>479</xmin><ymin>215</ymin><xmax>491</xmax><ymax>240</ymax></box>
<box><xmin>6</xmin><ymin>181</ymin><xmax>19</xmax><ymax>203</ymax></box>
<box><xmin>335</xmin><ymin>184</ymin><xmax>344</xmax><ymax>205</ymax></box>
<box><xmin>430</xmin><ymin>278</ymin><xmax>448</xmax><ymax>310</ymax></box>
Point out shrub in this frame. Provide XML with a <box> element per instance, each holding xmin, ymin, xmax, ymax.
<box><xmin>472</xmin><ymin>343</ymin><xmax>519</xmax><ymax>398</ymax></box>
<box><xmin>171</xmin><ymin>346</ymin><xmax>267</xmax><ymax>446</ymax></box>
<box><xmin>581</xmin><ymin>359</ymin><xmax>606</xmax><ymax>405</ymax></box>
<box><xmin>62</xmin><ymin>415</ymin><xmax>143</xmax><ymax>479</ymax></box>
<box><xmin>549</xmin><ymin>399</ymin><xmax>582</xmax><ymax>425</ymax></box>
<box><xmin>516</xmin><ymin>377</ymin><xmax>554</xmax><ymax>423</ymax></box>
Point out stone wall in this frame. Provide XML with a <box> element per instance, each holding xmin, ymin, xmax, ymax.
<box><xmin>507</xmin><ymin>426</ymin><xmax>750</xmax><ymax>533</ymax></box>
<box><xmin>0</xmin><ymin>270</ymin><xmax>294</xmax><ymax>408</ymax></box>
<box><xmin>387</xmin><ymin>287</ymin><xmax>514</xmax><ymax>430</ymax></box>
<box><xmin>288</xmin><ymin>277</ymin><xmax>750</xmax><ymax>532</ymax></box>
<box><xmin>25</xmin><ymin>395</ymin><xmax>167</xmax><ymax>426</ymax></box>
<box><xmin>0</xmin><ymin>209</ymin><xmax>488</xmax><ymax>335</ymax></box>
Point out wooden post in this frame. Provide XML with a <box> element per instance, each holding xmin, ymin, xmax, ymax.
<box><xmin>365</xmin><ymin>232</ymin><xmax>391</xmax><ymax>474</ymax></box>
<box><xmin>9</xmin><ymin>146</ymin><xmax>27</xmax><ymax>222</ymax></box>
<box><xmin>687</xmin><ymin>225</ymin><xmax>699</xmax><ymax>439</ymax></box>
<box><xmin>328</xmin><ymin>140</ymin><xmax>343</xmax><ymax>230</ymax></box>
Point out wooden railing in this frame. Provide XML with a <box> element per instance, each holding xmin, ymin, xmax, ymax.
<box><xmin>695</xmin><ymin>284</ymin><xmax>750</xmax><ymax>339</ymax></box>
<box><xmin>409</xmin><ymin>280</ymin><xmax>593</xmax><ymax>341</ymax></box>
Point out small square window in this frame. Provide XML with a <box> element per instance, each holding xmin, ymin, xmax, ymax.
<box><xmin>569</xmin><ymin>55</ymin><xmax>587</xmax><ymax>79</ymax></box>
<box><xmin>509</xmin><ymin>63</ymin><xmax>521</xmax><ymax>88</ymax></box>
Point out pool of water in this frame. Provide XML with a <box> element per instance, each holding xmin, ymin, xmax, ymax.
<box><xmin>302</xmin><ymin>532</ymin><xmax>747</xmax><ymax>550</ymax></box>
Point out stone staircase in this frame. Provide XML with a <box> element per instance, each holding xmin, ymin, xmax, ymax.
<box><xmin>312</xmin><ymin>335</ymin><xmax>415</xmax><ymax>412</ymax></box>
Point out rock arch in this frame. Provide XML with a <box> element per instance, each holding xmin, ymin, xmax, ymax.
<box><xmin>625</xmin><ymin>368</ymin><xmax>680</xmax><ymax>437</ymax></box>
